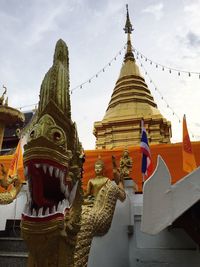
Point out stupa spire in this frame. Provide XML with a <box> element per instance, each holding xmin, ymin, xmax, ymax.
<box><xmin>123</xmin><ymin>4</ymin><xmax>135</xmax><ymax>62</ymax></box>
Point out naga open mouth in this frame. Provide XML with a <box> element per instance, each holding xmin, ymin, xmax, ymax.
<box><xmin>22</xmin><ymin>159</ymin><xmax>77</xmax><ymax>222</ymax></box>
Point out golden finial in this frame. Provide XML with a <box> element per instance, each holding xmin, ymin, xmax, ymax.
<box><xmin>123</xmin><ymin>4</ymin><xmax>135</xmax><ymax>62</ymax></box>
<box><xmin>124</xmin><ymin>4</ymin><xmax>133</xmax><ymax>34</ymax></box>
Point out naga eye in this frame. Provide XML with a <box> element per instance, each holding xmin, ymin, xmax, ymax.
<box><xmin>30</xmin><ymin>130</ymin><xmax>35</xmax><ymax>138</ymax></box>
<box><xmin>53</xmin><ymin>131</ymin><xmax>61</xmax><ymax>141</ymax></box>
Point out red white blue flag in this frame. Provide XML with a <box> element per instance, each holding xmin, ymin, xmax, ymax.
<box><xmin>140</xmin><ymin>121</ymin><xmax>153</xmax><ymax>179</ymax></box>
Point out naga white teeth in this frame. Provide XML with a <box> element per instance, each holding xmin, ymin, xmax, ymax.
<box><xmin>49</xmin><ymin>166</ymin><xmax>54</xmax><ymax>177</ymax></box>
<box><xmin>27</xmin><ymin>163</ymin><xmax>64</xmax><ymax>179</ymax></box>
<box><xmin>22</xmin><ymin>199</ymin><xmax>70</xmax><ymax>218</ymax></box>
<box><xmin>52</xmin><ymin>205</ymin><xmax>56</xmax><ymax>213</ymax></box>
<box><xmin>59</xmin><ymin>170</ymin><xmax>65</xmax><ymax>181</ymax></box>
<box><xmin>64</xmin><ymin>199</ymin><xmax>70</xmax><ymax>209</ymax></box>
<box><xmin>43</xmin><ymin>165</ymin><xmax>47</xmax><ymax>174</ymax></box>
<box><xmin>60</xmin><ymin>182</ymin><xmax>66</xmax><ymax>195</ymax></box>
<box><xmin>55</xmin><ymin>168</ymin><xmax>59</xmax><ymax>178</ymax></box>
<box><xmin>22</xmin><ymin>163</ymin><xmax>73</xmax><ymax>218</ymax></box>
<box><xmin>59</xmin><ymin>171</ymin><xmax>66</xmax><ymax>194</ymax></box>
<box><xmin>45</xmin><ymin>208</ymin><xmax>50</xmax><ymax>216</ymax></box>
<box><xmin>38</xmin><ymin>207</ymin><xmax>43</xmax><ymax>216</ymax></box>
<box><xmin>32</xmin><ymin>209</ymin><xmax>36</xmax><ymax>216</ymax></box>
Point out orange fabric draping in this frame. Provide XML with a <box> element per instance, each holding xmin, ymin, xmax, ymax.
<box><xmin>1</xmin><ymin>141</ymin><xmax>200</xmax><ymax>193</ymax></box>
<box><xmin>182</xmin><ymin>115</ymin><xmax>197</xmax><ymax>173</ymax></box>
<box><xmin>83</xmin><ymin>142</ymin><xmax>200</xmax><ymax>192</ymax></box>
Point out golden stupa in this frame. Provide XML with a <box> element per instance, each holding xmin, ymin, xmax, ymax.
<box><xmin>93</xmin><ymin>6</ymin><xmax>171</xmax><ymax>149</ymax></box>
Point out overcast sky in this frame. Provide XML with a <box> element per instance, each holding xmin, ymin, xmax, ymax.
<box><xmin>0</xmin><ymin>0</ymin><xmax>200</xmax><ymax>149</ymax></box>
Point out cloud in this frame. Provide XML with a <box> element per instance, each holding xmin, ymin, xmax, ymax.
<box><xmin>183</xmin><ymin>2</ymin><xmax>200</xmax><ymax>35</ymax></box>
<box><xmin>142</xmin><ymin>2</ymin><xmax>164</xmax><ymax>21</ymax></box>
<box><xmin>24</xmin><ymin>3</ymin><xmax>66</xmax><ymax>46</ymax></box>
<box><xmin>185</xmin><ymin>31</ymin><xmax>200</xmax><ymax>48</ymax></box>
<box><xmin>184</xmin><ymin>2</ymin><xmax>200</xmax><ymax>15</ymax></box>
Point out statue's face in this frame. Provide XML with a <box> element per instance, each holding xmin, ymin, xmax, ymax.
<box><xmin>123</xmin><ymin>151</ymin><xmax>129</xmax><ymax>158</ymax></box>
<box><xmin>95</xmin><ymin>163</ymin><xmax>103</xmax><ymax>176</ymax></box>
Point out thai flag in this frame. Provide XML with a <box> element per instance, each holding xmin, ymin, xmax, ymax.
<box><xmin>140</xmin><ymin>121</ymin><xmax>153</xmax><ymax>179</ymax></box>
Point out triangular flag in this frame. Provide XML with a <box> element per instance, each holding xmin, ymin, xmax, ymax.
<box><xmin>182</xmin><ymin>114</ymin><xmax>197</xmax><ymax>173</ymax></box>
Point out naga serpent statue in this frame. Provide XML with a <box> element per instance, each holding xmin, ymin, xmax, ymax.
<box><xmin>21</xmin><ymin>39</ymin><xmax>126</xmax><ymax>267</ymax></box>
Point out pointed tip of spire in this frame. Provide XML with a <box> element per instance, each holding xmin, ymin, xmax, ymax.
<box><xmin>123</xmin><ymin>5</ymin><xmax>135</xmax><ymax>62</ymax></box>
<box><xmin>124</xmin><ymin>4</ymin><xmax>133</xmax><ymax>34</ymax></box>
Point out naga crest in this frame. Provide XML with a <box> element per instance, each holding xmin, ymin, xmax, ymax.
<box><xmin>22</xmin><ymin>39</ymin><xmax>83</xmax><ymax>222</ymax></box>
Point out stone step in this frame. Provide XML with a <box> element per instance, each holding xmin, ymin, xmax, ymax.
<box><xmin>0</xmin><ymin>220</ymin><xmax>21</xmax><ymax>238</ymax></box>
<box><xmin>0</xmin><ymin>237</ymin><xmax>28</xmax><ymax>252</ymax></box>
<box><xmin>0</xmin><ymin>251</ymin><xmax>28</xmax><ymax>267</ymax></box>
<box><xmin>0</xmin><ymin>220</ymin><xmax>28</xmax><ymax>266</ymax></box>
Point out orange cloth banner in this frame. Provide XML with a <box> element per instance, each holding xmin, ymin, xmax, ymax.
<box><xmin>83</xmin><ymin>142</ymin><xmax>200</xmax><ymax>192</ymax></box>
<box><xmin>182</xmin><ymin>115</ymin><xmax>197</xmax><ymax>173</ymax></box>
<box><xmin>0</xmin><ymin>141</ymin><xmax>200</xmax><ymax>193</ymax></box>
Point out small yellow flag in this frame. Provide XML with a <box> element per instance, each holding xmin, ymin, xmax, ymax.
<box><xmin>182</xmin><ymin>114</ymin><xmax>197</xmax><ymax>173</ymax></box>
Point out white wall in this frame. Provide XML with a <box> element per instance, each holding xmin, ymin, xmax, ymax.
<box><xmin>88</xmin><ymin>182</ymin><xmax>200</xmax><ymax>267</ymax></box>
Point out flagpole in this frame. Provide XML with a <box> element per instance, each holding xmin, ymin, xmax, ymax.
<box><xmin>141</xmin><ymin>119</ymin><xmax>145</xmax><ymax>189</ymax></box>
<box><xmin>142</xmin><ymin>173</ymin><xmax>145</xmax><ymax>188</ymax></box>
<box><xmin>140</xmin><ymin>119</ymin><xmax>153</xmax><ymax>189</ymax></box>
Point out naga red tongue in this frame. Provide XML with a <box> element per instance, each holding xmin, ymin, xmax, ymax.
<box><xmin>29</xmin><ymin>163</ymin><xmax>54</xmax><ymax>207</ymax></box>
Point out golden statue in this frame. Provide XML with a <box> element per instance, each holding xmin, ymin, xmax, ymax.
<box><xmin>112</xmin><ymin>150</ymin><xmax>138</xmax><ymax>192</ymax></box>
<box><xmin>119</xmin><ymin>149</ymin><xmax>133</xmax><ymax>180</ymax></box>
<box><xmin>74</xmin><ymin>157</ymin><xmax>126</xmax><ymax>266</ymax></box>
<box><xmin>85</xmin><ymin>157</ymin><xmax>109</xmax><ymax>200</ymax></box>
